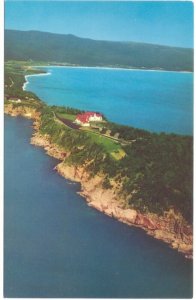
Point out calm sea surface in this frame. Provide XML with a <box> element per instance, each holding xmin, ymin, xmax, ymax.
<box><xmin>25</xmin><ymin>67</ymin><xmax>193</xmax><ymax>135</ymax></box>
<box><xmin>4</xmin><ymin>115</ymin><xmax>193</xmax><ymax>298</ymax></box>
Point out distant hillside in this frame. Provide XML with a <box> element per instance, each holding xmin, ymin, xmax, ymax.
<box><xmin>5</xmin><ymin>29</ymin><xmax>193</xmax><ymax>71</ymax></box>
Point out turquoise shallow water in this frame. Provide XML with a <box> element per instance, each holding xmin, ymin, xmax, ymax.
<box><xmin>25</xmin><ymin>67</ymin><xmax>193</xmax><ymax>135</ymax></box>
<box><xmin>4</xmin><ymin>115</ymin><xmax>193</xmax><ymax>298</ymax></box>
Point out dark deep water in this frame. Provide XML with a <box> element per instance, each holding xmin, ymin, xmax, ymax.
<box><xmin>4</xmin><ymin>115</ymin><xmax>193</xmax><ymax>298</ymax></box>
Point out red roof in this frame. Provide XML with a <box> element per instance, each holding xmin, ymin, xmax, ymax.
<box><xmin>76</xmin><ymin>112</ymin><xmax>102</xmax><ymax>123</ymax></box>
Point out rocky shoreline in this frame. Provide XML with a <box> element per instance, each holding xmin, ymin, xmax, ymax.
<box><xmin>4</xmin><ymin>103</ymin><xmax>193</xmax><ymax>258</ymax></box>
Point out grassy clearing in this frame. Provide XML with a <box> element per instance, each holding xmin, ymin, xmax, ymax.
<box><xmin>56</xmin><ymin>112</ymin><xmax>76</xmax><ymax>121</ymax></box>
<box><xmin>84</xmin><ymin>130</ymin><xmax>125</xmax><ymax>159</ymax></box>
<box><xmin>111</xmin><ymin>148</ymin><xmax>126</xmax><ymax>160</ymax></box>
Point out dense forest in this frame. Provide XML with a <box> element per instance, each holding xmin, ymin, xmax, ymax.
<box><xmin>39</xmin><ymin>107</ymin><xmax>193</xmax><ymax>222</ymax></box>
<box><xmin>4</xmin><ymin>62</ymin><xmax>193</xmax><ymax>224</ymax></box>
<box><xmin>5</xmin><ymin>30</ymin><xmax>193</xmax><ymax>72</ymax></box>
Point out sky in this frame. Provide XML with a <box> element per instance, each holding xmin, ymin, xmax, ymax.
<box><xmin>5</xmin><ymin>1</ymin><xmax>194</xmax><ymax>48</ymax></box>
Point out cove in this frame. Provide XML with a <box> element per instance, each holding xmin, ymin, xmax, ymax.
<box><xmin>4</xmin><ymin>115</ymin><xmax>192</xmax><ymax>298</ymax></box>
<box><xmin>24</xmin><ymin>66</ymin><xmax>193</xmax><ymax>135</ymax></box>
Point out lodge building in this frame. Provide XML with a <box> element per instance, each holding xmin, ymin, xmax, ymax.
<box><xmin>75</xmin><ymin>112</ymin><xmax>103</xmax><ymax>126</ymax></box>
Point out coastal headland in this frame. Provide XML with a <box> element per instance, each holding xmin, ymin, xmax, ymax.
<box><xmin>4</xmin><ymin>61</ymin><xmax>193</xmax><ymax>258</ymax></box>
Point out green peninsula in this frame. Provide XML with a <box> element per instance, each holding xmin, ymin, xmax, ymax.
<box><xmin>4</xmin><ymin>61</ymin><xmax>193</xmax><ymax>257</ymax></box>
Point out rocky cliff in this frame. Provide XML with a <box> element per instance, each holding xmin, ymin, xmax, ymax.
<box><xmin>4</xmin><ymin>103</ymin><xmax>193</xmax><ymax>258</ymax></box>
<box><xmin>56</xmin><ymin>162</ymin><xmax>193</xmax><ymax>257</ymax></box>
<box><xmin>4</xmin><ymin>103</ymin><xmax>39</xmax><ymax>119</ymax></box>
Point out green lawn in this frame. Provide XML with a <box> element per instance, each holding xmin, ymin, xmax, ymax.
<box><xmin>56</xmin><ymin>112</ymin><xmax>76</xmax><ymax>121</ymax></box>
<box><xmin>85</xmin><ymin>130</ymin><xmax>125</xmax><ymax>159</ymax></box>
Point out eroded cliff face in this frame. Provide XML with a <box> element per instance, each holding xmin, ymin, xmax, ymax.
<box><xmin>31</xmin><ymin>132</ymin><xmax>69</xmax><ymax>161</ymax></box>
<box><xmin>4</xmin><ymin>103</ymin><xmax>40</xmax><ymax>119</ymax></box>
<box><xmin>56</xmin><ymin>162</ymin><xmax>193</xmax><ymax>257</ymax></box>
<box><xmin>5</xmin><ymin>104</ymin><xmax>193</xmax><ymax>258</ymax></box>
<box><xmin>4</xmin><ymin>104</ymin><xmax>69</xmax><ymax>160</ymax></box>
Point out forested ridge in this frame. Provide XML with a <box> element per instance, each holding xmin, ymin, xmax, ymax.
<box><xmin>5</xmin><ymin>30</ymin><xmax>193</xmax><ymax>71</ymax></box>
<box><xmin>4</xmin><ymin>62</ymin><xmax>193</xmax><ymax>223</ymax></box>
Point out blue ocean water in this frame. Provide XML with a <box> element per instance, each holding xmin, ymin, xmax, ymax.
<box><xmin>25</xmin><ymin>67</ymin><xmax>193</xmax><ymax>135</ymax></box>
<box><xmin>4</xmin><ymin>115</ymin><xmax>193</xmax><ymax>298</ymax></box>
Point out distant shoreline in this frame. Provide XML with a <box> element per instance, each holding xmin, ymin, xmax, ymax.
<box><xmin>22</xmin><ymin>65</ymin><xmax>192</xmax><ymax>91</ymax></box>
<box><xmin>31</xmin><ymin>64</ymin><xmax>192</xmax><ymax>74</ymax></box>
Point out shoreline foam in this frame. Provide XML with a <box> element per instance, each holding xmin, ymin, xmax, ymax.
<box><xmin>23</xmin><ymin>72</ymin><xmax>52</xmax><ymax>91</ymax></box>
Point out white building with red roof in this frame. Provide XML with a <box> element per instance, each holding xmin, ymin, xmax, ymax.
<box><xmin>75</xmin><ymin>112</ymin><xmax>103</xmax><ymax>126</ymax></box>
